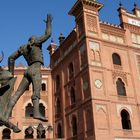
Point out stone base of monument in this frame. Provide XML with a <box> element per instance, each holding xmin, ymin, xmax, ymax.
<box><xmin>0</xmin><ymin>77</ymin><xmax>21</xmax><ymax>133</ymax></box>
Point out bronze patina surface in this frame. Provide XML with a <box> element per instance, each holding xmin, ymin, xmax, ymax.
<box><xmin>0</xmin><ymin>14</ymin><xmax>52</xmax><ymax>133</ymax></box>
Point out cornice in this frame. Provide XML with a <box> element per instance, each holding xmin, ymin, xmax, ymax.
<box><xmin>123</xmin><ymin>23</ymin><xmax>140</xmax><ymax>34</ymax></box>
<box><xmin>69</xmin><ymin>0</ymin><xmax>103</xmax><ymax>16</ymax></box>
<box><xmin>82</xmin><ymin>0</ymin><xmax>103</xmax><ymax>10</ymax></box>
<box><xmin>100</xmin><ymin>22</ymin><xmax>125</xmax><ymax>35</ymax></box>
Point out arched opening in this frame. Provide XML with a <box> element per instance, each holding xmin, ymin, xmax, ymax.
<box><xmin>37</xmin><ymin>123</ymin><xmax>46</xmax><ymax>139</ymax></box>
<box><xmin>121</xmin><ymin>109</ymin><xmax>132</xmax><ymax>130</ymax></box>
<box><xmin>56</xmin><ymin>75</ymin><xmax>60</xmax><ymax>91</ymax></box>
<box><xmin>57</xmin><ymin>123</ymin><xmax>62</xmax><ymax>138</ymax></box>
<box><xmin>112</xmin><ymin>53</ymin><xmax>121</xmax><ymax>65</ymax></box>
<box><xmin>39</xmin><ymin>103</ymin><xmax>45</xmax><ymax>117</ymax></box>
<box><xmin>56</xmin><ymin>98</ymin><xmax>61</xmax><ymax>114</ymax></box>
<box><xmin>37</xmin><ymin>130</ymin><xmax>46</xmax><ymax>139</ymax></box>
<box><xmin>116</xmin><ymin>78</ymin><xmax>126</xmax><ymax>96</ymax></box>
<box><xmin>2</xmin><ymin>128</ymin><xmax>11</xmax><ymax>139</ymax></box>
<box><xmin>70</xmin><ymin>87</ymin><xmax>76</xmax><ymax>105</ymax></box>
<box><xmin>68</xmin><ymin>62</ymin><xmax>74</xmax><ymax>80</ymax></box>
<box><xmin>25</xmin><ymin>103</ymin><xmax>34</xmax><ymax>117</ymax></box>
<box><xmin>42</xmin><ymin>83</ymin><xmax>46</xmax><ymax>91</ymax></box>
<box><xmin>25</xmin><ymin>126</ymin><xmax>34</xmax><ymax>139</ymax></box>
<box><xmin>71</xmin><ymin>115</ymin><xmax>77</xmax><ymax>136</ymax></box>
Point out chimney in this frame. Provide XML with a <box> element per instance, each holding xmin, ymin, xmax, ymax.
<box><xmin>58</xmin><ymin>33</ymin><xmax>65</xmax><ymax>45</ymax></box>
<box><xmin>47</xmin><ymin>39</ymin><xmax>57</xmax><ymax>55</ymax></box>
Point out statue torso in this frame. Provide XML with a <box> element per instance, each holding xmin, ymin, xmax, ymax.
<box><xmin>21</xmin><ymin>44</ymin><xmax>44</xmax><ymax>66</ymax></box>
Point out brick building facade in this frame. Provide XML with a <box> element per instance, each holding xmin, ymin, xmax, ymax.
<box><xmin>49</xmin><ymin>0</ymin><xmax>140</xmax><ymax>140</ymax></box>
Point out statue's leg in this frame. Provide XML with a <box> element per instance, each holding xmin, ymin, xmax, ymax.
<box><xmin>5</xmin><ymin>76</ymin><xmax>30</xmax><ymax>120</ymax></box>
<box><xmin>31</xmin><ymin>67</ymin><xmax>47</xmax><ymax>122</ymax></box>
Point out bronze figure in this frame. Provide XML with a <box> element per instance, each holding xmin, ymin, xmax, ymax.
<box><xmin>0</xmin><ymin>14</ymin><xmax>52</xmax><ymax>132</ymax></box>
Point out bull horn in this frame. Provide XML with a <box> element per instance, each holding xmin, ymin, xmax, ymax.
<box><xmin>0</xmin><ymin>51</ymin><xmax>4</xmax><ymax>63</ymax></box>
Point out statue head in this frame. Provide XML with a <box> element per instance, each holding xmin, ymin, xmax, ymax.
<box><xmin>28</xmin><ymin>36</ymin><xmax>37</xmax><ymax>45</ymax></box>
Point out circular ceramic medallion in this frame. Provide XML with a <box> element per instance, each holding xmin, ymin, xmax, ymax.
<box><xmin>95</xmin><ymin>79</ymin><xmax>102</xmax><ymax>89</ymax></box>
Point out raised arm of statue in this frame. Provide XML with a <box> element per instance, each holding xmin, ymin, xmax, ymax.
<box><xmin>0</xmin><ymin>51</ymin><xmax>4</xmax><ymax>64</ymax></box>
<box><xmin>8</xmin><ymin>46</ymin><xmax>23</xmax><ymax>75</ymax></box>
<box><xmin>36</xmin><ymin>14</ymin><xmax>52</xmax><ymax>44</ymax></box>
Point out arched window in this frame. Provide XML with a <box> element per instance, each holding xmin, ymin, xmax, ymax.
<box><xmin>121</xmin><ymin>110</ymin><xmax>132</xmax><ymax>130</ymax></box>
<box><xmin>25</xmin><ymin>103</ymin><xmax>33</xmax><ymax>117</ymax></box>
<box><xmin>37</xmin><ymin>130</ymin><xmax>46</xmax><ymax>139</ymax></box>
<box><xmin>39</xmin><ymin>103</ymin><xmax>45</xmax><ymax>117</ymax></box>
<box><xmin>2</xmin><ymin>128</ymin><xmax>11</xmax><ymax>139</ymax></box>
<box><xmin>57</xmin><ymin>123</ymin><xmax>62</xmax><ymax>138</ymax></box>
<box><xmin>71</xmin><ymin>115</ymin><xmax>77</xmax><ymax>136</ymax></box>
<box><xmin>37</xmin><ymin>124</ymin><xmax>46</xmax><ymax>139</ymax></box>
<box><xmin>116</xmin><ymin>78</ymin><xmax>126</xmax><ymax>96</ymax></box>
<box><xmin>56</xmin><ymin>98</ymin><xmax>61</xmax><ymax>114</ymax></box>
<box><xmin>70</xmin><ymin>87</ymin><xmax>76</xmax><ymax>105</ymax></box>
<box><xmin>56</xmin><ymin>75</ymin><xmax>60</xmax><ymax>90</ymax></box>
<box><xmin>42</xmin><ymin>83</ymin><xmax>46</xmax><ymax>91</ymax></box>
<box><xmin>25</xmin><ymin>126</ymin><xmax>34</xmax><ymax>139</ymax></box>
<box><xmin>68</xmin><ymin>62</ymin><xmax>74</xmax><ymax>80</ymax></box>
<box><xmin>112</xmin><ymin>53</ymin><xmax>121</xmax><ymax>65</ymax></box>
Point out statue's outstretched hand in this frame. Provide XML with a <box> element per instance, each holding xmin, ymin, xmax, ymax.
<box><xmin>43</xmin><ymin>14</ymin><xmax>53</xmax><ymax>24</ymax></box>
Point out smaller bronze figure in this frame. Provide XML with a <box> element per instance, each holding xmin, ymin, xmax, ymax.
<box><xmin>5</xmin><ymin>14</ymin><xmax>52</xmax><ymax>123</ymax></box>
<box><xmin>0</xmin><ymin>51</ymin><xmax>12</xmax><ymax>100</ymax></box>
<box><xmin>0</xmin><ymin>52</ymin><xmax>20</xmax><ymax>133</ymax></box>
